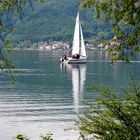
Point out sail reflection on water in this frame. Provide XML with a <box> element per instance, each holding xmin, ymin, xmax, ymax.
<box><xmin>60</xmin><ymin>63</ymin><xmax>87</xmax><ymax>112</ymax></box>
<box><xmin>70</xmin><ymin>64</ymin><xmax>87</xmax><ymax>112</ymax></box>
<box><xmin>72</xmin><ymin>65</ymin><xmax>79</xmax><ymax>112</ymax></box>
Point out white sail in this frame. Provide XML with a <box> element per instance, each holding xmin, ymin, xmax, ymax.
<box><xmin>80</xmin><ymin>24</ymin><xmax>86</xmax><ymax>57</ymax></box>
<box><xmin>72</xmin><ymin>12</ymin><xmax>80</xmax><ymax>55</ymax></box>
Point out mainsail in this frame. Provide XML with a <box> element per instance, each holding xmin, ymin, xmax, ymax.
<box><xmin>72</xmin><ymin>12</ymin><xmax>80</xmax><ymax>55</ymax></box>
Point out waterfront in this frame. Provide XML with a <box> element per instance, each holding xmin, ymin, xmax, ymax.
<box><xmin>0</xmin><ymin>50</ymin><xmax>140</xmax><ymax>140</ymax></box>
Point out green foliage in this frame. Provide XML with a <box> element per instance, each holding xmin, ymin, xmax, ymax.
<box><xmin>15</xmin><ymin>133</ymin><xmax>53</xmax><ymax>140</ymax></box>
<box><xmin>39</xmin><ymin>0</ymin><xmax>46</xmax><ymax>3</ymax></box>
<box><xmin>5</xmin><ymin>40</ymin><xmax>13</xmax><ymax>54</ymax></box>
<box><xmin>0</xmin><ymin>45</ymin><xmax>17</xmax><ymax>84</ymax></box>
<box><xmin>16</xmin><ymin>134</ymin><xmax>29</xmax><ymax>140</ymax></box>
<box><xmin>81</xmin><ymin>0</ymin><xmax>140</xmax><ymax>61</ymax></box>
<box><xmin>40</xmin><ymin>133</ymin><xmax>53</xmax><ymax>140</ymax></box>
<box><xmin>133</xmin><ymin>46</ymin><xmax>140</xmax><ymax>51</ymax></box>
<box><xmin>6</xmin><ymin>0</ymin><xmax>113</xmax><ymax>43</ymax></box>
<box><xmin>0</xmin><ymin>0</ymin><xmax>44</xmax><ymax>81</ymax></box>
<box><xmin>78</xmin><ymin>80</ymin><xmax>140</xmax><ymax>140</ymax></box>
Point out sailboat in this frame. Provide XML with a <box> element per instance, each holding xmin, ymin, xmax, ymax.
<box><xmin>60</xmin><ymin>12</ymin><xmax>87</xmax><ymax>64</ymax></box>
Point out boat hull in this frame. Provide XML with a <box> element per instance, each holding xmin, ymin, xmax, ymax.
<box><xmin>68</xmin><ymin>58</ymin><xmax>86</xmax><ymax>64</ymax></box>
<box><xmin>60</xmin><ymin>57</ymin><xmax>87</xmax><ymax>64</ymax></box>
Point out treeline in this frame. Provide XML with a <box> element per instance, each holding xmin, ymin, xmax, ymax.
<box><xmin>7</xmin><ymin>0</ymin><xmax>113</xmax><ymax>43</ymax></box>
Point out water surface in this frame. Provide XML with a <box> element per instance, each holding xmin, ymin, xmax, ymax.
<box><xmin>0</xmin><ymin>50</ymin><xmax>140</xmax><ymax>140</ymax></box>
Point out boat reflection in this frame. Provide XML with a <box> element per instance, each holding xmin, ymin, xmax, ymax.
<box><xmin>72</xmin><ymin>64</ymin><xmax>87</xmax><ymax>112</ymax></box>
<box><xmin>60</xmin><ymin>63</ymin><xmax>87</xmax><ymax>113</ymax></box>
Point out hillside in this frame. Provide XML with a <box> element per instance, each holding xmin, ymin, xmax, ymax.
<box><xmin>8</xmin><ymin>0</ymin><xmax>113</xmax><ymax>43</ymax></box>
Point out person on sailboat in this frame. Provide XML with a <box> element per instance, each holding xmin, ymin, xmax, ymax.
<box><xmin>72</xmin><ymin>54</ymin><xmax>80</xmax><ymax>59</ymax></box>
<box><xmin>61</xmin><ymin>54</ymin><xmax>68</xmax><ymax>62</ymax></box>
<box><xmin>64</xmin><ymin>54</ymin><xmax>68</xmax><ymax>60</ymax></box>
<box><xmin>76</xmin><ymin>54</ymin><xmax>80</xmax><ymax>59</ymax></box>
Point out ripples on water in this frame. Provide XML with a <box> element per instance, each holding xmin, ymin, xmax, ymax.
<box><xmin>0</xmin><ymin>50</ymin><xmax>140</xmax><ymax>140</ymax></box>
<box><xmin>0</xmin><ymin>84</ymin><xmax>80</xmax><ymax>140</ymax></box>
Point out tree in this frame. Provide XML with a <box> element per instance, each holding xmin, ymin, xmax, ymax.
<box><xmin>77</xmin><ymin>5</ymin><xmax>140</xmax><ymax>137</ymax></box>
<box><xmin>77</xmin><ymin>79</ymin><xmax>140</xmax><ymax>140</ymax></box>
<box><xmin>81</xmin><ymin>0</ymin><xmax>140</xmax><ymax>61</ymax></box>
<box><xmin>0</xmin><ymin>0</ymin><xmax>45</xmax><ymax>83</ymax></box>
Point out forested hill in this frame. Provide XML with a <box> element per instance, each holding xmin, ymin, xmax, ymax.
<box><xmin>9</xmin><ymin>0</ymin><xmax>113</xmax><ymax>43</ymax></box>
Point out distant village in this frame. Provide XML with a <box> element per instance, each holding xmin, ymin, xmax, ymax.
<box><xmin>14</xmin><ymin>36</ymin><xmax>128</xmax><ymax>51</ymax></box>
<box><xmin>98</xmin><ymin>36</ymin><xmax>122</xmax><ymax>50</ymax></box>
<box><xmin>14</xmin><ymin>40</ymin><xmax>95</xmax><ymax>50</ymax></box>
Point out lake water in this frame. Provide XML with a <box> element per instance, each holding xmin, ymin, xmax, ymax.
<box><xmin>0</xmin><ymin>50</ymin><xmax>140</xmax><ymax>140</ymax></box>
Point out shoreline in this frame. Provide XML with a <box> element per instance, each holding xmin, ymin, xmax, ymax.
<box><xmin>3</xmin><ymin>48</ymin><xmax>71</xmax><ymax>51</ymax></box>
<box><xmin>3</xmin><ymin>47</ymin><xmax>96</xmax><ymax>51</ymax></box>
